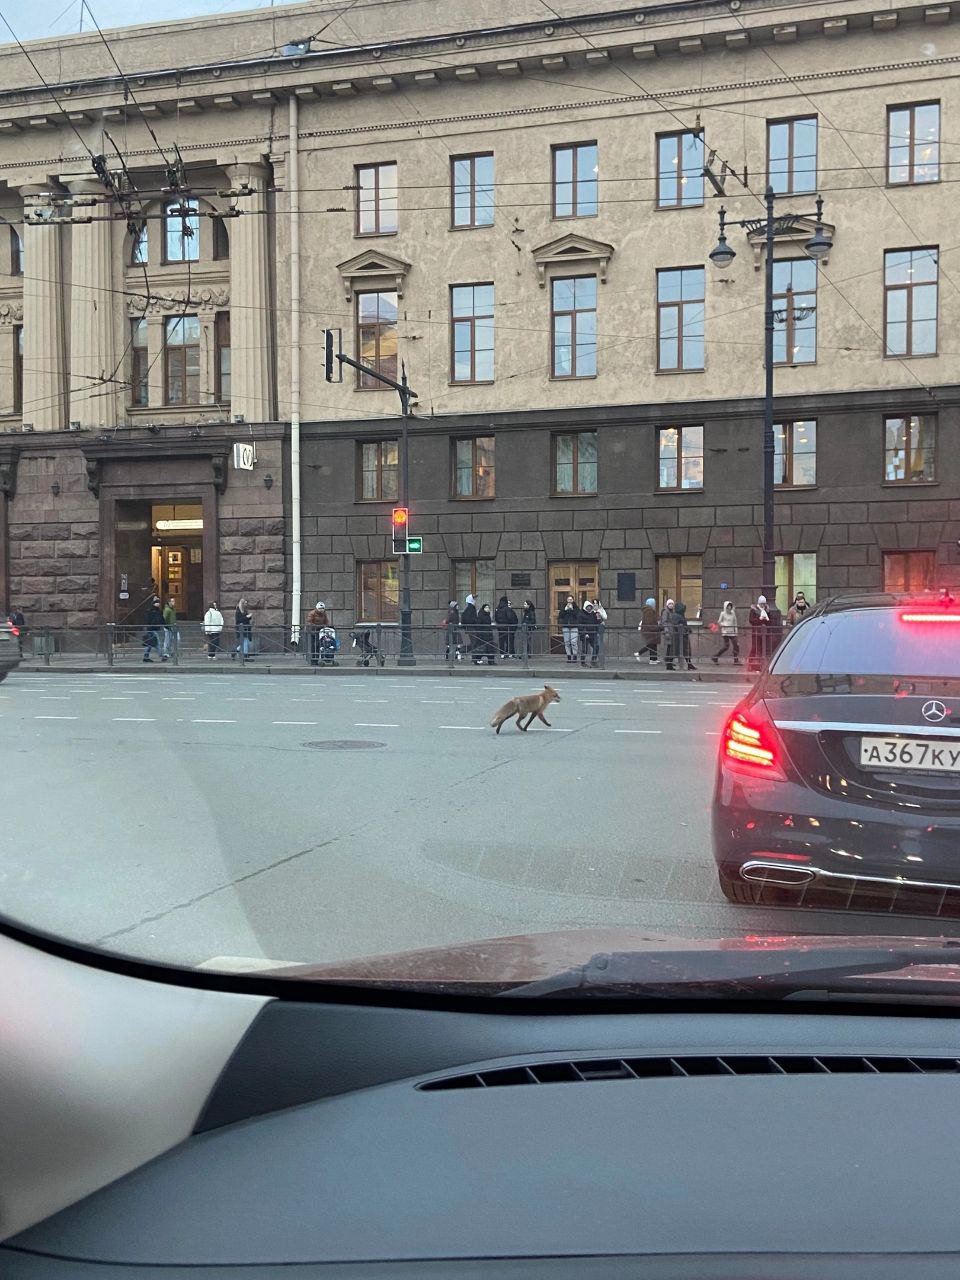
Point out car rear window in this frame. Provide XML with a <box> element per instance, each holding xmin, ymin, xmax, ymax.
<box><xmin>771</xmin><ymin>609</ymin><xmax>960</xmax><ymax>679</ymax></box>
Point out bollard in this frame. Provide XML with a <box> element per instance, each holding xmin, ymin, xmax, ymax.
<box><xmin>376</xmin><ymin>623</ymin><xmax>382</xmax><ymax>674</ymax></box>
<box><xmin>106</xmin><ymin>623</ymin><xmax>114</xmax><ymax>668</ymax></box>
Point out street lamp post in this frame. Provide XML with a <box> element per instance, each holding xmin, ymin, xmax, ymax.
<box><xmin>709</xmin><ymin>187</ymin><xmax>832</xmax><ymax>607</ymax></box>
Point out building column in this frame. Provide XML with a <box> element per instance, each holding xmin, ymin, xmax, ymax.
<box><xmin>66</xmin><ymin>177</ymin><xmax>119</xmax><ymax>429</ymax></box>
<box><xmin>20</xmin><ymin>183</ymin><xmax>66</xmax><ymax>430</ymax></box>
<box><xmin>225</xmin><ymin>162</ymin><xmax>274</xmax><ymax>422</ymax></box>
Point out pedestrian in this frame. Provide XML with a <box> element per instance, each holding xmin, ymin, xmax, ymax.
<box><xmin>711</xmin><ymin>601</ymin><xmax>741</xmax><ymax>665</ymax></box>
<box><xmin>765</xmin><ymin>598</ymin><xmax>784</xmax><ymax>662</ymax></box>
<box><xmin>578</xmin><ymin>599</ymin><xmax>599</xmax><ymax>667</ymax></box>
<box><xmin>161</xmin><ymin>596</ymin><xmax>177</xmax><ymax>662</ymax></box>
<box><xmin>461</xmin><ymin>593</ymin><xmax>478</xmax><ymax>658</ymax></box>
<box><xmin>142</xmin><ymin>596</ymin><xmax>163</xmax><ymax>663</ymax></box>
<box><xmin>635</xmin><ymin>597</ymin><xmax>660</xmax><ymax>664</ymax></box>
<box><xmin>444</xmin><ymin>600</ymin><xmax>463</xmax><ymax>661</ymax></box>
<box><xmin>232</xmin><ymin>597</ymin><xmax>253</xmax><ymax>661</ymax></box>
<box><xmin>786</xmin><ymin>591</ymin><xmax>811</xmax><ymax>628</ymax></box>
<box><xmin>593</xmin><ymin>599</ymin><xmax>608</xmax><ymax>664</ymax></box>
<box><xmin>748</xmin><ymin>595</ymin><xmax>770</xmax><ymax>672</ymax></box>
<box><xmin>306</xmin><ymin>600</ymin><xmax>330</xmax><ymax>666</ymax></box>
<box><xmin>558</xmin><ymin>593</ymin><xmax>579</xmax><ymax>663</ymax></box>
<box><xmin>203</xmin><ymin>600</ymin><xmax>224</xmax><ymax>659</ymax></box>
<box><xmin>7</xmin><ymin>605</ymin><xmax>25</xmax><ymax>656</ymax></box>
<box><xmin>475</xmin><ymin>602</ymin><xmax>496</xmax><ymax>664</ymax></box>
<box><xmin>659</xmin><ymin>598</ymin><xmax>676</xmax><ymax>668</ymax></box>
<box><xmin>666</xmin><ymin>600</ymin><xmax>696</xmax><ymax>671</ymax></box>
<box><xmin>519</xmin><ymin>598</ymin><xmax>537</xmax><ymax>660</ymax></box>
<box><xmin>494</xmin><ymin>594</ymin><xmax>518</xmax><ymax>659</ymax></box>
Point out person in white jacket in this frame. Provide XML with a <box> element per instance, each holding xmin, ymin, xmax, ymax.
<box><xmin>711</xmin><ymin>601</ymin><xmax>741</xmax><ymax>665</ymax></box>
<box><xmin>203</xmin><ymin>601</ymin><xmax>224</xmax><ymax>659</ymax></box>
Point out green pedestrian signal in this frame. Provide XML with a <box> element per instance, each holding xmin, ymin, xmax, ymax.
<box><xmin>406</xmin><ymin>536</ymin><xmax>423</xmax><ymax>554</ymax></box>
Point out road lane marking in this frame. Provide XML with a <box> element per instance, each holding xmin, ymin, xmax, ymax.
<box><xmin>579</xmin><ymin>701</ymin><xmax>625</xmax><ymax>706</ymax></box>
<box><xmin>39</xmin><ymin>696</ymin><xmax>71</xmax><ymax>700</ymax></box>
<box><xmin>439</xmin><ymin>725</ymin><xmax>487</xmax><ymax>730</ymax></box>
<box><xmin>614</xmin><ymin>729</ymin><xmax>663</xmax><ymax>734</ymax></box>
<box><xmin>354</xmin><ymin>722</ymin><xmax>399</xmax><ymax>728</ymax></box>
<box><xmin>227</xmin><ymin>697</ymin><xmax>256</xmax><ymax>701</ymax></box>
<box><xmin>35</xmin><ymin>715</ymin><xmax>77</xmax><ymax>720</ymax></box>
<box><xmin>113</xmin><ymin>717</ymin><xmax>157</xmax><ymax>722</ymax></box>
<box><xmin>191</xmin><ymin>719</ymin><xmax>237</xmax><ymax>724</ymax></box>
<box><xmin>273</xmin><ymin>720</ymin><xmax>317</xmax><ymax>725</ymax></box>
<box><xmin>353</xmin><ymin>699</ymin><xmax>389</xmax><ymax>703</ymax></box>
<box><xmin>162</xmin><ymin>696</ymin><xmax>196</xmax><ymax>701</ymax></box>
<box><xmin>421</xmin><ymin>699</ymin><xmax>455</xmax><ymax>704</ymax></box>
<box><xmin>101</xmin><ymin>696</ymin><xmax>134</xmax><ymax>701</ymax></box>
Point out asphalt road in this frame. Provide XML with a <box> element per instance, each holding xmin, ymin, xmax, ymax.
<box><xmin>1</xmin><ymin>669</ymin><xmax>957</xmax><ymax>972</ymax></box>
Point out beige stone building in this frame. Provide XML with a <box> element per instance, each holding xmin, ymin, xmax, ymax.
<box><xmin>0</xmin><ymin>0</ymin><xmax>959</xmax><ymax>636</ymax></box>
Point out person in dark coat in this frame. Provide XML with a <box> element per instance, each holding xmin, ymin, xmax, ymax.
<box><xmin>475</xmin><ymin>603</ymin><xmax>496</xmax><ymax>664</ymax></box>
<box><xmin>578</xmin><ymin>599</ymin><xmax>599</xmax><ymax>667</ymax></box>
<box><xmin>142</xmin><ymin>596</ymin><xmax>163</xmax><ymax>662</ymax></box>
<box><xmin>461</xmin><ymin>594</ymin><xmax>478</xmax><ymax>658</ymax></box>
<box><xmin>764</xmin><ymin>599</ymin><xmax>784</xmax><ymax>662</ymax></box>
<box><xmin>659</xmin><ymin>598</ymin><xmax>676</xmax><ymax>668</ymax></box>
<box><xmin>747</xmin><ymin>595</ymin><xmax>770</xmax><ymax>672</ymax></box>
<box><xmin>635</xmin><ymin>597</ymin><xmax>660</xmax><ymax>664</ymax></box>
<box><xmin>444</xmin><ymin>600</ymin><xmax>462</xmax><ymax>661</ymax></box>
<box><xmin>306</xmin><ymin>601</ymin><xmax>330</xmax><ymax>665</ymax></box>
<box><xmin>232</xmin><ymin>598</ymin><xmax>253</xmax><ymax>661</ymax></box>
<box><xmin>558</xmin><ymin>594</ymin><xmax>579</xmax><ymax>662</ymax></box>
<box><xmin>7</xmin><ymin>606</ymin><xmax>25</xmax><ymax>656</ymax></box>
<box><xmin>519</xmin><ymin>599</ymin><xmax>537</xmax><ymax>660</ymax></box>
<box><xmin>494</xmin><ymin>594</ymin><xmax>519</xmax><ymax>659</ymax></box>
<box><xmin>666</xmin><ymin>600</ymin><xmax>696</xmax><ymax>671</ymax></box>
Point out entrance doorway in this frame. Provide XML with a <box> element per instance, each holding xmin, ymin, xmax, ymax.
<box><xmin>114</xmin><ymin>501</ymin><xmax>205</xmax><ymax>622</ymax></box>
<box><xmin>548</xmin><ymin>561</ymin><xmax>599</xmax><ymax>651</ymax></box>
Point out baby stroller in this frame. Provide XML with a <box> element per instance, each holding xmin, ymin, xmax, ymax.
<box><xmin>350</xmin><ymin>628</ymin><xmax>386</xmax><ymax>668</ymax></box>
<box><xmin>318</xmin><ymin>626</ymin><xmax>339</xmax><ymax>667</ymax></box>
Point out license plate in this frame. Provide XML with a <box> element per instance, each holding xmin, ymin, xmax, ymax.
<box><xmin>860</xmin><ymin>736</ymin><xmax>960</xmax><ymax>773</ymax></box>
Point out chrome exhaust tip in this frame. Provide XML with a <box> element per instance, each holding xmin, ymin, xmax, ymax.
<box><xmin>741</xmin><ymin>861</ymin><xmax>816</xmax><ymax>887</ymax></box>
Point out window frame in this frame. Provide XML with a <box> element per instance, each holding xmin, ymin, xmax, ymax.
<box><xmin>449</xmin><ymin>283</ymin><xmax>495</xmax><ymax>385</ymax></box>
<box><xmin>162</xmin><ymin>198</ymin><xmax>200</xmax><ymax>265</ymax></box>
<box><xmin>450</xmin><ymin>152</ymin><xmax>494</xmax><ymax>230</ymax></box>
<box><xmin>10</xmin><ymin>226</ymin><xmax>24</xmax><ymax>276</ymax></box>
<box><xmin>214</xmin><ymin>311</ymin><xmax>231</xmax><ymax>405</ymax></box>
<box><xmin>451</xmin><ymin>435</ymin><xmax>496</xmax><ymax>500</ymax></box>
<box><xmin>772</xmin><ymin>258</ymin><xmax>818</xmax><ymax>366</ymax></box>
<box><xmin>656</xmin><ymin>424</ymin><xmax>704</xmax><ymax>493</ymax></box>
<box><xmin>775</xmin><ymin>552</ymin><xmax>817</xmax><ymax>611</ymax></box>
<box><xmin>883</xmin><ymin>549</ymin><xmax>936</xmax><ymax>593</ymax></box>
<box><xmin>766</xmin><ymin>115</ymin><xmax>818</xmax><ymax>196</ymax></box>
<box><xmin>130</xmin><ymin>318</ymin><xmax>149</xmax><ymax>408</ymax></box>
<box><xmin>886</xmin><ymin>101</ymin><xmax>940</xmax><ymax>186</ymax></box>
<box><xmin>551</xmin><ymin>430</ymin><xmax>598</xmax><ymax>497</ymax></box>
<box><xmin>773</xmin><ymin>419</ymin><xmax>817</xmax><ymax>488</ymax></box>
<box><xmin>884</xmin><ymin>247</ymin><xmax>939</xmax><ymax>358</ymax></box>
<box><xmin>162</xmin><ymin>313</ymin><xmax>201</xmax><ymax>406</ymax></box>
<box><xmin>655</xmin><ymin>554</ymin><xmax>703</xmax><ymax>613</ymax></box>
<box><xmin>355</xmin><ymin>161</ymin><xmax>399</xmax><ymax>237</ymax></box>
<box><xmin>357</xmin><ymin>559</ymin><xmax>400</xmax><ymax>624</ymax></box>
<box><xmin>355</xmin><ymin>289</ymin><xmax>399</xmax><ymax>390</ymax></box>
<box><xmin>12</xmin><ymin>324</ymin><xmax>22</xmax><ymax>416</ymax></box>
<box><xmin>550</xmin><ymin>275</ymin><xmax>598</xmax><ymax>380</ymax></box>
<box><xmin>452</xmin><ymin>559</ymin><xmax>497</xmax><ymax>609</ymax></box>
<box><xmin>356</xmin><ymin>438</ymin><xmax>399</xmax><ymax>502</ymax></box>
<box><xmin>551</xmin><ymin>141</ymin><xmax>599</xmax><ymax>219</ymax></box>
<box><xmin>883</xmin><ymin>413</ymin><xmax>937</xmax><ymax>485</ymax></box>
<box><xmin>212</xmin><ymin>214</ymin><xmax>230</xmax><ymax>261</ymax></box>
<box><xmin>656</xmin><ymin>130</ymin><xmax>705</xmax><ymax>210</ymax></box>
<box><xmin>656</xmin><ymin>266</ymin><xmax>705</xmax><ymax>373</ymax></box>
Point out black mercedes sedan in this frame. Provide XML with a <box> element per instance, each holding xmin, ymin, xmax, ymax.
<box><xmin>713</xmin><ymin>593</ymin><xmax>960</xmax><ymax>915</ymax></box>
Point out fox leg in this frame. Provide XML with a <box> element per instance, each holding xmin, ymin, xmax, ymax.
<box><xmin>495</xmin><ymin>718</ymin><xmax>503</xmax><ymax>734</ymax></box>
<box><xmin>519</xmin><ymin>712</ymin><xmax>533</xmax><ymax>730</ymax></box>
<box><xmin>537</xmin><ymin>711</ymin><xmax>552</xmax><ymax>726</ymax></box>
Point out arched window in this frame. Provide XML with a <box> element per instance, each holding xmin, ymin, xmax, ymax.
<box><xmin>163</xmin><ymin>199</ymin><xmax>200</xmax><ymax>264</ymax></box>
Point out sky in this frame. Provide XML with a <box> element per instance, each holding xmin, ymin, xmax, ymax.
<box><xmin>6</xmin><ymin>0</ymin><xmax>305</xmax><ymax>44</ymax></box>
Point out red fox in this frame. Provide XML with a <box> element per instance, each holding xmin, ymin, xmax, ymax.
<box><xmin>490</xmin><ymin>684</ymin><xmax>561</xmax><ymax>734</ymax></box>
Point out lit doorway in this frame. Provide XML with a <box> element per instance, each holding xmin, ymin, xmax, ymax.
<box><xmin>656</xmin><ymin>554</ymin><xmax>702</xmax><ymax>615</ymax></box>
<box><xmin>548</xmin><ymin>561</ymin><xmax>599</xmax><ymax>651</ymax></box>
<box><xmin>151</xmin><ymin>504</ymin><xmax>204</xmax><ymax>620</ymax></box>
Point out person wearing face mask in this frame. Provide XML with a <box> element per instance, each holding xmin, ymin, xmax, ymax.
<box><xmin>748</xmin><ymin>594</ymin><xmax>770</xmax><ymax>672</ymax></box>
<box><xmin>558</xmin><ymin>593</ymin><xmax>579</xmax><ymax>663</ymax></box>
<box><xmin>787</xmin><ymin>591</ymin><xmax>811</xmax><ymax>628</ymax></box>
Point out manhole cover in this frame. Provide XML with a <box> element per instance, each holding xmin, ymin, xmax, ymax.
<box><xmin>303</xmin><ymin>739</ymin><xmax>386</xmax><ymax>751</ymax></box>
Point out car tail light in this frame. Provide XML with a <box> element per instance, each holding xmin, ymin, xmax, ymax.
<box><xmin>900</xmin><ymin>611</ymin><xmax>960</xmax><ymax>624</ymax></box>
<box><xmin>722</xmin><ymin>707</ymin><xmax>786</xmax><ymax>779</ymax></box>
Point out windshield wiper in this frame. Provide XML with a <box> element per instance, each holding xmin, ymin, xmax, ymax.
<box><xmin>500</xmin><ymin>943</ymin><xmax>960</xmax><ymax>1000</ymax></box>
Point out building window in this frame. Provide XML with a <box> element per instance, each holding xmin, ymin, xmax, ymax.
<box><xmin>552</xmin><ymin>142</ymin><xmax>598</xmax><ymax>218</ymax></box>
<box><xmin>454</xmin><ymin>559</ymin><xmax>496</xmax><ymax>610</ymax></box>
<box><xmin>163</xmin><ymin>199</ymin><xmax>200</xmax><ymax>263</ymax></box>
<box><xmin>772</xmin><ymin>259</ymin><xmax>817</xmax><ymax>365</ymax></box>
<box><xmin>774</xmin><ymin>420</ymin><xmax>817</xmax><ymax>487</ymax></box>
<box><xmin>767</xmin><ymin>116</ymin><xmax>817</xmax><ymax>195</ymax></box>
<box><xmin>12</xmin><ymin>325</ymin><xmax>22</xmax><ymax>415</ymax></box>
<box><xmin>10</xmin><ymin>226</ymin><xmax>24</xmax><ymax>275</ymax></box>
<box><xmin>356</xmin><ymin>290</ymin><xmax>398</xmax><ymax>388</ymax></box>
<box><xmin>657</xmin><ymin>131</ymin><xmax>704</xmax><ymax>208</ymax></box>
<box><xmin>450</xmin><ymin>283</ymin><xmax>494</xmax><ymax>383</ymax></box>
<box><xmin>212</xmin><ymin>215</ymin><xmax>230</xmax><ymax>260</ymax></box>
<box><xmin>551</xmin><ymin>276</ymin><xmax>597</xmax><ymax>378</ymax></box>
<box><xmin>453</xmin><ymin>436</ymin><xmax>495</xmax><ymax>499</ymax></box>
<box><xmin>656</xmin><ymin>555</ymin><xmax>702</xmax><ymax>613</ymax></box>
<box><xmin>215</xmin><ymin>312</ymin><xmax>231</xmax><ymax>404</ymax></box>
<box><xmin>553</xmin><ymin>430</ymin><xmax>597</xmax><ymax>495</ymax></box>
<box><xmin>884</xmin><ymin>247</ymin><xmax>938</xmax><ymax>357</ymax></box>
<box><xmin>884</xmin><ymin>414</ymin><xmax>936</xmax><ymax>483</ymax></box>
<box><xmin>657</xmin><ymin>425</ymin><xmax>704</xmax><ymax>491</ymax></box>
<box><xmin>358</xmin><ymin>440</ymin><xmax>398</xmax><ymax>501</ymax></box>
<box><xmin>130</xmin><ymin>222</ymin><xmax>147</xmax><ymax>266</ymax></box>
<box><xmin>451</xmin><ymin>152</ymin><xmax>494</xmax><ymax>228</ymax></box>
<box><xmin>356</xmin><ymin>162</ymin><xmax>398</xmax><ymax>236</ymax></box>
<box><xmin>657</xmin><ymin>267</ymin><xmax>705</xmax><ymax>372</ymax></box>
<box><xmin>775</xmin><ymin>553</ymin><xmax>817</xmax><ymax>611</ymax></box>
<box><xmin>131</xmin><ymin>319</ymin><xmax>149</xmax><ymax>407</ymax></box>
<box><xmin>888</xmin><ymin>102</ymin><xmax>939</xmax><ymax>185</ymax></box>
<box><xmin>163</xmin><ymin>314</ymin><xmax>200</xmax><ymax>405</ymax></box>
<box><xmin>358</xmin><ymin>560</ymin><xmax>400</xmax><ymax>623</ymax></box>
<box><xmin>883</xmin><ymin>549</ymin><xmax>935</xmax><ymax>593</ymax></box>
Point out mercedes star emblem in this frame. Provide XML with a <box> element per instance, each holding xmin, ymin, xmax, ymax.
<box><xmin>921</xmin><ymin>699</ymin><xmax>948</xmax><ymax>724</ymax></box>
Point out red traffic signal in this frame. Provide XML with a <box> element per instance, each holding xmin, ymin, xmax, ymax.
<box><xmin>392</xmin><ymin>507</ymin><xmax>409</xmax><ymax>528</ymax></box>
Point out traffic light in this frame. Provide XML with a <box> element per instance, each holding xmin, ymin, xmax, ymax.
<box><xmin>391</xmin><ymin>507</ymin><xmax>408</xmax><ymax>554</ymax></box>
<box><xmin>324</xmin><ymin>328</ymin><xmax>342</xmax><ymax>383</ymax></box>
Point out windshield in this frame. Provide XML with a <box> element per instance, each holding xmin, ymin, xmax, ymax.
<box><xmin>3</xmin><ymin>2</ymin><xmax>960</xmax><ymax>1003</ymax></box>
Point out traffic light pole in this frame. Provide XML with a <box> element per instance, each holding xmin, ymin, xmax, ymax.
<box><xmin>329</xmin><ymin>342</ymin><xmax>416</xmax><ymax>664</ymax></box>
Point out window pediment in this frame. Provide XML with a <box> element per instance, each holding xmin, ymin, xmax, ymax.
<box><xmin>531</xmin><ymin>233</ymin><xmax>614</xmax><ymax>287</ymax></box>
<box><xmin>338</xmin><ymin>249</ymin><xmax>411</xmax><ymax>301</ymax></box>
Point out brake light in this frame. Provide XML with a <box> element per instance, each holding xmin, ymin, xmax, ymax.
<box><xmin>900</xmin><ymin>611</ymin><xmax>960</xmax><ymax>624</ymax></box>
<box><xmin>722</xmin><ymin>710</ymin><xmax>785</xmax><ymax>778</ymax></box>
